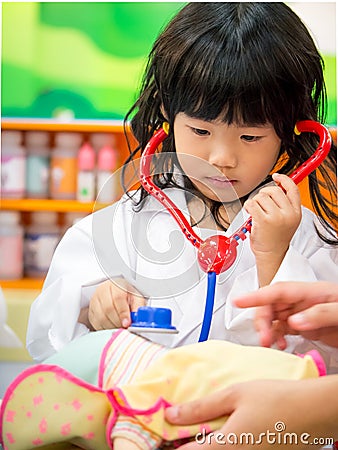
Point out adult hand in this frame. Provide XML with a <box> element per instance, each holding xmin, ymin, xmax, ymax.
<box><xmin>87</xmin><ymin>278</ymin><xmax>146</xmax><ymax>330</ymax></box>
<box><xmin>165</xmin><ymin>377</ymin><xmax>338</xmax><ymax>449</ymax></box>
<box><xmin>234</xmin><ymin>281</ymin><xmax>338</xmax><ymax>348</ymax></box>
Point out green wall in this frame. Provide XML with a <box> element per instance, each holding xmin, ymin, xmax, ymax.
<box><xmin>2</xmin><ymin>2</ymin><xmax>185</xmax><ymax>120</ymax></box>
<box><xmin>2</xmin><ymin>2</ymin><xmax>336</xmax><ymax>125</ymax></box>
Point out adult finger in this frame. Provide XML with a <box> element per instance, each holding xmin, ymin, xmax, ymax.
<box><xmin>254</xmin><ymin>305</ymin><xmax>274</xmax><ymax>347</ymax></box>
<box><xmin>288</xmin><ymin>303</ymin><xmax>338</xmax><ymax>330</ymax></box>
<box><xmin>234</xmin><ymin>282</ymin><xmax>330</xmax><ymax>309</ymax></box>
<box><xmin>165</xmin><ymin>387</ymin><xmax>235</xmax><ymax>426</ymax></box>
<box><xmin>176</xmin><ymin>436</ymin><xmax>223</xmax><ymax>449</ymax></box>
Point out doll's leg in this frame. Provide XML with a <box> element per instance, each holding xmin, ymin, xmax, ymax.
<box><xmin>102</xmin><ymin>330</ymin><xmax>168</xmax><ymax>449</ymax></box>
<box><xmin>0</xmin><ymin>366</ymin><xmax>111</xmax><ymax>450</ymax></box>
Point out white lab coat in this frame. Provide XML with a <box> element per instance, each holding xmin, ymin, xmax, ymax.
<box><xmin>26</xmin><ymin>187</ymin><xmax>338</xmax><ymax>372</ymax></box>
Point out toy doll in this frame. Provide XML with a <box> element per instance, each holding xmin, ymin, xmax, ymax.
<box><xmin>1</xmin><ymin>329</ymin><xmax>325</xmax><ymax>450</ymax></box>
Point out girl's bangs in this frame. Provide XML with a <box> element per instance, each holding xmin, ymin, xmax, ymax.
<box><xmin>166</xmin><ymin>42</ymin><xmax>279</xmax><ymax>127</ymax></box>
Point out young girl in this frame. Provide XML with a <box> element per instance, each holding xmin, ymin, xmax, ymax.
<box><xmin>26</xmin><ymin>3</ymin><xmax>338</xmax><ymax>370</ymax></box>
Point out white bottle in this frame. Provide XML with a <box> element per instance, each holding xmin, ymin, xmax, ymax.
<box><xmin>1</xmin><ymin>131</ymin><xmax>26</xmax><ymax>198</ymax></box>
<box><xmin>50</xmin><ymin>133</ymin><xmax>82</xmax><ymax>199</ymax></box>
<box><xmin>24</xmin><ymin>212</ymin><xmax>61</xmax><ymax>278</ymax></box>
<box><xmin>25</xmin><ymin>131</ymin><xmax>50</xmax><ymax>198</ymax></box>
<box><xmin>96</xmin><ymin>140</ymin><xmax>119</xmax><ymax>203</ymax></box>
<box><xmin>0</xmin><ymin>211</ymin><xmax>24</xmax><ymax>279</ymax></box>
<box><xmin>90</xmin><ymin>133</ymin><xmax>115</xmax><ymax>152</ymax></box>
<box><xmin>77</xmin><ymin>142</ymin><xmax>96</xmax><ymax>202</ymax></box>
<box><xmin>62</xmin><ymin>212</ymin><xmax>87</xmax><ymax>235</ymax></box>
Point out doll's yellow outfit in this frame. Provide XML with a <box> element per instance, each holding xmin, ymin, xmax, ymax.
<box><xmin>0</xmin><ymin>329</ymin><xmax>325</xmax><ymax>450</ymax></box>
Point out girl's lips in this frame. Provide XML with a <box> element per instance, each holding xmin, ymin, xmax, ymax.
<box><xmin>205</xmin><ymin>176</ymin><xmax>236</xmax><ymax>188</ymax></box>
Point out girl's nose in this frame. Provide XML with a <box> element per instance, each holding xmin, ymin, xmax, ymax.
<box><xmin>208</xmin><ymin>145</ymin><xmax>237</xmax><ymax>168</ymax></box>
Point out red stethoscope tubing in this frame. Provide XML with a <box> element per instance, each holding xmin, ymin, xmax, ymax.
<box><xmin>140</xmin><ymin>129</ymin><xmax>203</xmax><ymax>249</ymax></box>
<box><xmin>140</xmin><ymin>120</ymin><xmax>331</xmax><ymax>273</ymax></box>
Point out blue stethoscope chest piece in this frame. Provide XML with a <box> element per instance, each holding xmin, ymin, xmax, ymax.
<box><xmin>128</xmin><ymin>306</ymin><xmax>179</xmax><ymax>334</ymax></box>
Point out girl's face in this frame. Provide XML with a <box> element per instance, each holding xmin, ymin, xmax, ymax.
<box><xmin>173</xmin><ymin>113</ymin><xmax>281</xmax><ymax>203</ymax></box>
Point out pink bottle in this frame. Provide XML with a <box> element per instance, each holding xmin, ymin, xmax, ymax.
<box><xmin>96</xmin><ymin>144</ymin><xmax>118</xmax><ymax>203</ymax></box>
<box><xmin>77</xmin><ymin>142</ymin><xmax>96</xmax><ymax>202</ymax></box>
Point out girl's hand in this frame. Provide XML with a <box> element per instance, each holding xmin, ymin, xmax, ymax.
<box><xmin>234</xmin><ymin>281</ymin><xmax>338</xmax><ymax>348</ymax></box>
<box><xmin>165</xmin><ymin>377</ymin><xmax>338</xmax><ymax>449</ymax></box>
<box><xmin>244</xmin><ymin>173</ymin><xmax>302</xmax><ymax>286</ymax></box>
<box><xmin>88</xmin><ymin>278</ymin><xmax>146</xmax><ymax>330</ymax></box>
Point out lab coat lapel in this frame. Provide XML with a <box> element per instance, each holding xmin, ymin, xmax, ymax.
<box><xmin>133</xmin><ymin>188</ymin><xmax>201</xmax><ymax>300</ymax></box>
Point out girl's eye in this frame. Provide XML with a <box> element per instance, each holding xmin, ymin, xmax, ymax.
<box><xmin>241</xmin><ymin>135</ymin><xmax>261</xmax><ymax>142</ymax></box>
<box><xmin>192</xmin><ymin>127</ymin><xmax>210</xmax><ymax>136</ymax></box>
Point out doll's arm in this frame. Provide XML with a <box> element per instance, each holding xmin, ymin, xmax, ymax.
<box><xmin>114</xmin><ymin>437</ymin><xmax>143</xmax><ymax>450</ymax></box>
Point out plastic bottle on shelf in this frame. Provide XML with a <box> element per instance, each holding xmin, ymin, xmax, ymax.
<box><xmin>77</xmin><ymin>142</ymin><xmax>96</xmax><ymax>202</ymax></box>
<box><xmin>0</xmin><ymin>211</ymin><xmax>24</xmax><ymax>279</ymax></box>
<box><xmin>50</xmin><ymin>133</ymin><xmax>82</xmax><ymax>200</ymax></box>
<box><xmin>25</xmin><ymin>131</ymin><xmax>50</xmax><ymax>198</ymax></box>
<box><xmin>62</xmin><ymin>212</ymin><xmax>88</xmax><ymax>235</ymax></box>
<box><xmin>1</xmin><ymin>131</ymin><xmax>26</xmax><ymax>198</ymax></box>
<box><xmin>90</xmin><ymin>133</ymin><xmax>115</xmax><ymax>153</ymax></box>
<box><xmin>96</xmin><ymin>140</ymin><xmax>119</xmax><ymax>203</ymax></box>
<box><xmin>24</xmin><ymin>212</ymin><xmax>61</xmax><ymax>278</ymax></box>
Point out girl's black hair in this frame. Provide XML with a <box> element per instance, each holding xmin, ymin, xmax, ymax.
<box><xmin>122</xmin><ymin>2</ymin><xmax>337</xmax><ymax>244</ymax></box>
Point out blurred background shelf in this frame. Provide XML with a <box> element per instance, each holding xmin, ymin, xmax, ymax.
<box><xmin>1</xmin><ymin>198</ymin><xmax>107</xmax><ymax>213</ymax></box>
<box><xmin>1</xmin><ymin>118</ymin><xmax>134</xmax><ymax>290</ymax></box>
<box><xmin>2</xmin><ymin>117</ymin><xmax>128</xmax><ymax>133</ymax></box>
<box><xmin>0</xmin><ymin>278</ymin><xmax>44</xmax><ymax>290</ymax></box>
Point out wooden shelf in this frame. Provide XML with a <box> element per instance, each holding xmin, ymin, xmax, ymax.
<box><xmin>0</xmin><ymin>198</ymin><xmax>108</xmax><ymax>213</ymax></box>
<box><xmin>1</xmin><ymin>117</ymin><xmax>137</xmax><ymax>176</ymax></box>
<box><xmin>0</xmin><ymin>278</ymin><xmax>44</xmax><ymax>290</ymax></box>
<box><xmin>1</xmin><ymin>117</ymin><xmax>128</xmax><ymax>133</ymax></box>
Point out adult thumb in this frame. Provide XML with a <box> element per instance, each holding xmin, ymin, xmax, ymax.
<box><xmin>288</xmin><ymin>303</ymin><xmax>338</xmax><ymax>330</ymax></box>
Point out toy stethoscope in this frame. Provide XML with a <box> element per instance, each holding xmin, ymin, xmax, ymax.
<box><xmin>129</xmin><ymin>120</ymin><xmax>332</xmax><ymax>341</ymax></box>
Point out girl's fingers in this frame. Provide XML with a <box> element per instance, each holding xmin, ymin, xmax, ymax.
<box><xmin>272</xmin><ymin>173</ymin><xmax>301</xmax><ymax>210</ymax></box>
<box><xmin>113</xmin><ymin>280</ymin><xmax>146</xmax><ymax>327</ymax></box>
<box><xmin>248</xmin><ymin>175</ymin><xmax>300</xmax><ymax>213</ymax></box>
<box><xmin>113</xmin><ymin>292</ymin><xmax>134</xmax><ymax>328</ymax></box>
<box><xmin>248</xmin><ymin>191</ymin><xmax>280</xmax><ymax>215</ymax></box>
<box><xmin>88</xmin><ymin>295</ymin><xmax>117</xmax><ymax>330</ymax></box>
<box><xmin>129</xmin><ymin>292</ymin><xmax>146</xmax><ymax>312</ymax></box>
